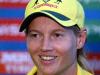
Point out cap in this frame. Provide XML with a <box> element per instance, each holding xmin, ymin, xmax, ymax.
<box><xmin>19</xmin><ymin>0</ymin><xmax>85</xmax><ymax>32</ymax></box>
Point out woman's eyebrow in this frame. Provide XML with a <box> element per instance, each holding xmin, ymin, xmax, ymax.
<box><xmin>28</xmin><ymin>29</ymin><xmax>41</xmax><ymax>33</ymax></box>
<box><xmin>52</xmin><ymin>28</ymin><xmax>70</xmax><ymax>33</ymax></box>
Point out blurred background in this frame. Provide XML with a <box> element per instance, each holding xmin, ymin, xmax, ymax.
<box><xmin>0</xmin><ymin>0</ymin><xmax>100</xmax><ymax>75</ymax></box>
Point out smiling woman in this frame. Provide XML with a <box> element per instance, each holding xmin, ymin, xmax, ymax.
<box><xmin>19</xmin><ymin>0</ymin><xmax>94</xmax><ymax>75</ymax></box>
<box><xmin>27</xmin><ymin>16</ymin><xmax>78</xmax><ymax>75</ymax></box>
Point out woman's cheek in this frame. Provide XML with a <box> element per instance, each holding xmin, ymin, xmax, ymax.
<box><xmin>27</xmin><ymin>40</ymin><xmax>40</xmax><ymax>53</ymax></box>
<box><xmin>54</xmin><ymin>38</ymin><xmax>72</xmax><ymax>50</ymax></box>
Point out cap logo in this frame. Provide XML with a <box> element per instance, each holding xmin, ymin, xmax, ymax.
<box><xmin>55</xmin><ymin>0</ymin><xmax>62</xmax><ymax>4</ymax></box>
<box><xmin>33</xmin><ymin>0</ymin><xmax>63</xmax><ymax>7</ymax></box>
<box><xmin>43</xmin><ymin>0</ymin><xmax>50</xmax><ymax>3</ymax></box>
<box><xmin>34</xmin><ymin>0</ymin><xmax>39</xmax><ymax>6</ymax></box>
<box><xmin>34</xmin><ymin>0</ymin><xmax>50</xmax><ymax>6</ymax></box>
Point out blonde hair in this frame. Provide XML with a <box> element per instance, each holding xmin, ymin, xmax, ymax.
<box><xmin>67</xmin><ymin>25</ymin><xmax>94</xmax><ymax>73</ymax></box>
<box><xmin>77</xmin><ymin>48</ymin><xmax>94</xmax><ymax>74</ymax></box>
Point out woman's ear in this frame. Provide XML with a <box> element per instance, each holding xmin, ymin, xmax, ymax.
<box><xmin>77</xmin><ymin>28</ymin><xmax>87</xmax><ymax>49</ymax></box>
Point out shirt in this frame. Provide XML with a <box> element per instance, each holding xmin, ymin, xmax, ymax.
<box><xmin>27</xmin><ymin>64</ymin><xmax>93</xmax><ymax>75</ymax></box>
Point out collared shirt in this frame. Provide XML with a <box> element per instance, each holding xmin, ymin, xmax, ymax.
<box><xmin>27</xmin><ymin>64</ymin><xmax>93</xmax><ymax>75</ymax></box>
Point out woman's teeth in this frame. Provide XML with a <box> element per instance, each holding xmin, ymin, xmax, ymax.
<box><xmin>40</xmin><ymin>56</ymin><xmax>57</xmax><ymax>61</ymax></box>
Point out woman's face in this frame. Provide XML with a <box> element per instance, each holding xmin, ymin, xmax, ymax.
<box><xmin>26</xmin><ymin>16</ymin><xmax>80</xmax><ymax>75</ymax></box>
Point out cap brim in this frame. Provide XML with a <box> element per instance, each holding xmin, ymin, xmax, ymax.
<box><xmin>19</xmin><ymin>10</ymin><xmax>76</xmax><ymax>32</ymax></box>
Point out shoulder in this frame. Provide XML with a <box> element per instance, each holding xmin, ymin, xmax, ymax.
<box><xmin>27</xmin><ymin>66</ymin><xmax>37</xmax><ymax>75</ymax></box>
<box><xmin>77</xmin><ymin>64</ymin><xmax>93</xmax><ymax>75</ymax></box>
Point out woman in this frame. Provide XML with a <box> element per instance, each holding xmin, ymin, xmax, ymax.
<box><xmin>19</xmin><ymin>0</ymin><xmax>93</xmax><ymax>75</ymax></box>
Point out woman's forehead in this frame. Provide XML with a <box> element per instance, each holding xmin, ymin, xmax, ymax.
<box><xmin>28</xmin><ymin>16</ymin><xmax>67</xmax><ymax>31</ymax></box>
<box><xmin>26</xmin><ymin>16</ymin><xmax>79</xmax><ymax>35</ymax></box>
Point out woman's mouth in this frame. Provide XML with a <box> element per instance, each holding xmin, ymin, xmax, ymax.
<box><xmin>39</xmin><ymin>55</ymin><xmax>57</xmax><ymax>65</ymax></box>
<box><xmin>39</xmin><ymin>55</ymin><xmax>57</xmax><ymax>61</ymax></box>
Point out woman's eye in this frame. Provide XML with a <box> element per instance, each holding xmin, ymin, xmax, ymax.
<box><xmin>31</xmin><ymin>34</ymin><xmax>38</xmax><ymax>38</ymax></box>
<box><xmin>28</xmin><ymin>33</ymin><xmax>40</xmax><ymax>38</ymax></box>
<box><xmin>54</xmin><ymin>33</ymin><xmax>63</xmax><ymax>38</ymax></box>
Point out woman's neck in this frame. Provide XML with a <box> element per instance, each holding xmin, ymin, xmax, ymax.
<box><xmin>37</xmin><ymin>61</ymin><xmax>77</xmax><ymax>75</ymax></box>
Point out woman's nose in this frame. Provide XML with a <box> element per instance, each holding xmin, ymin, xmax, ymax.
<box><xmin>41</xmin><ymin>37</ymin><xmax>53</xmax><ymax>52</ymax></box>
